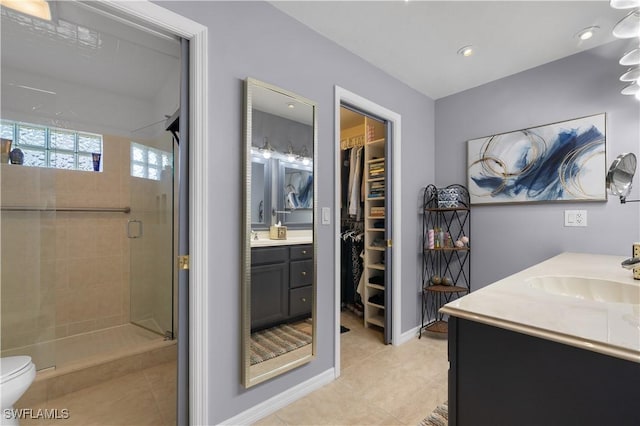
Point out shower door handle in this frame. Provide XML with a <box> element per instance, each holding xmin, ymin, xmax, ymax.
<box><xmin>127</xmin><ymin>219</ymin><xmax>143</xmax><ymax>239</ymax></box>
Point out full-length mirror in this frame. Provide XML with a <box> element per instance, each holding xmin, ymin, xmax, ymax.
<box><xmin>242</xmin><ymin>78</ymin><xmax>317</xmax><ymax>387</ymax></box>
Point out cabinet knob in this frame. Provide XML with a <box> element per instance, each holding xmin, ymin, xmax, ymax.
<box><xmin>301</xmin><ymin>297</ymin><xmax>307</xmax><ymax>302</ymax></box>
<box><xmin>301</xmin><ymin>271</ymin><xmax>307</xmax><ymax>276</ymax></box>
<box><xmin>302</xmin><ymin>250</ymin><xmax>308</xmax><ymax>254</ymax></box>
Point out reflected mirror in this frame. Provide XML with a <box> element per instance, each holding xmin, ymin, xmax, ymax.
<box><xmin>607</xmin><ymin>152</ymin><xmax>638</xmax><ymax>203</ymax></box>
<box><xmin>242</xmin><ymin>78</ymin><xmax>317</xmax><ymax>387</ymax></box>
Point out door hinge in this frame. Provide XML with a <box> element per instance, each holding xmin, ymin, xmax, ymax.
<box><xmin>178</xmin><ymin>255</ymin><xmax>190</xmax><ymax>270</ymax></box>
<box><xmin>386</xmin><ymin>239</ymin><xmax>392</xmax><ymax>248</ymax></box>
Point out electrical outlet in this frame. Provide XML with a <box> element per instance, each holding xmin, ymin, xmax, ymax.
<box><xmin>564</xmin><ymin>210</ymin><xmax>587</xmax><ymax>227</ymax></box>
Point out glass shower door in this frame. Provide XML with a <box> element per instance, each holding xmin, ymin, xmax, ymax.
<box><xmin>128</xmin><ymin>131</ymin><xmax>175</xmax><ymax>338</ymax></box>
<box><xmin>0</xmin><ymin>164</ymin><xmax>57</xmax><ymax>371</ymax></box>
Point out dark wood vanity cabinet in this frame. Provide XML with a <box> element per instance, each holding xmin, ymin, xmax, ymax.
<box><xmin>448</xmin><ymin>317</ymin><xmax>640</xmax><ymax>426</ymax></box>
<box><xmin>251</xmin><ymin>244</ymin><xmax>313</xmax><ymax>331</ymax></box>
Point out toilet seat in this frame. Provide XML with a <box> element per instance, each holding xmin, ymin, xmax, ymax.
<box><xmin>0</xmin><ymin>356</ymin><xmax>33</xmax><ymax>384</ymax></box>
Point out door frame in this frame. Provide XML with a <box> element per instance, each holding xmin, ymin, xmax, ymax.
<box><xmin>333</xmin><ymin>86</ymin><xmax>402</xmax><ymax>377</ymax></box>
<box><xmin>101</xmin><ymin>1</ymin><xmax>209</xmax><ymax>424</ymax></box>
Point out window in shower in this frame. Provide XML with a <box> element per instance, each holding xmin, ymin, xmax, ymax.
<box><xmin>130</xmin><ymin>141</ymin><xmax>172</xmax><ymax>181</ymax></box>
<box><xmin>0</xmin><ymin>119</ymin><xmax>103</xmax><ymax>170</ymax></box>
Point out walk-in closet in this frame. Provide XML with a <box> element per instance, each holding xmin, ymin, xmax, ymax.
<box><xmin>339</xmin><ymin>106</ymin><xmax>391</xmax><ymax>344</ymax></box>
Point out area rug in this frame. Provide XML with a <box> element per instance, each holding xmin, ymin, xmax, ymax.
<box><xmin>418</xmin><ymin>401</ymin><xmax>448</xmax><ymax>426</ymax></box>
<box><xmin>250</xmin><ymin>324</ymin><xmax>312</xmax><ymax>365</ymax></box>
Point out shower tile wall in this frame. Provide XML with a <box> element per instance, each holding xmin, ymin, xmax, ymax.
<box><xmin>1</xmin><ymin>135</ymin><xmax>132</xmax><ymax>351</ymax></box>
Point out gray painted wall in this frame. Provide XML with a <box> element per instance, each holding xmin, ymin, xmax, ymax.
<box><xmin>435</xmin><ymin>40</ymin><xmax>640</xmax><ymax>289</ymax></box>
<box><xmin>157</xmin><ymin>1</ymin><xmax>434</xmax><ymax>422</ymax></box>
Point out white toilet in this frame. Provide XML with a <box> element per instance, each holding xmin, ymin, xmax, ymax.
<box><xmin>1</xmin><ymin>356</ymin><xmax>36</xmax><ymax>426</ymax></box>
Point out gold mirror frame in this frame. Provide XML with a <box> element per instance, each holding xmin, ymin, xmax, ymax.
<box><xmin>242</xmin><ymin>78</ymin><xmax>318</xmax><ymax>388</ymax></box>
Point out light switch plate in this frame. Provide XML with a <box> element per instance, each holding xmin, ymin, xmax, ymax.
<box><xmin>564</xmin><ymin>210</ymin><xmax>587</xmax><ymax>227</ymax></box>
<box><xmin>321</xmin><ymin>207</ymin><xmax>330</xmax><ymax>225</ymax></box>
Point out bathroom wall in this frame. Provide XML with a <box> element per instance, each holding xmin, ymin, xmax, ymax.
<box><xmin>156</xmin><ymin>1</ymin><xmax>435</xmax><ymax>422</ymax></box>
<box><xmin>435</xmin><ymin>40</ymin><xmax>640</xmax><ymax>289</ymax></box>
<box><xmin>0</xmin><ymin>135</ymin><xmax>131</xmax><ymax>350</ymax></box>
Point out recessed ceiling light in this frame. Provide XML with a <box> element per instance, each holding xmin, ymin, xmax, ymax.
<box><xmin>287</xmin><ymin>103</ymin><xmax>295</xmax><ymax>109</ymax></box>
<box><xmin>457</xmin><ymin>45</ymin><xmax>474</xmax><ymax>57</ymax></box>
<box><xmin>575</xmin><ymin>26</ymin><xmax>599</xmax><ymax>41</ymax></box>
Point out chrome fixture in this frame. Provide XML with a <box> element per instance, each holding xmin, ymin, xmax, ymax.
<box><xmin>607</xmin><ymin>153</ymin><xmax>639</xmax><ymax>203</ymax></box>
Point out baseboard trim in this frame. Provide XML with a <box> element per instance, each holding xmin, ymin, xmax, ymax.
<box><xmin>220</xmin><ymin>368</ymin><xmax>335</xmax><ymax>425</ymax></box>
<box><xmin>396</xmin><ymin>325</ymin><xmax>421</xmax><ymax>345</ymax></box>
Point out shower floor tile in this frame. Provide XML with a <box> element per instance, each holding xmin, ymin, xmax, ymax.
<box><xmin>2</xmin><ymin>324</ymin><xmax>164</xmax><ymax>372</ymax></box>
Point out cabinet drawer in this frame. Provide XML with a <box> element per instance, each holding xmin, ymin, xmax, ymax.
<box><xmin>289</xmin><ymin>286</ymin><xmax>312</xmax><ymax>318</ymax></box>
<box><xmin>251</xmin><ymin>247</ymin><xmax>288</xmax><ymax>265</ymax></box>
<box><xmin>290</xmin><ymin>244</ymin><xmax>313</xmax><ymax>260</ymax></box>
<box><xmin>290</xmin><ymin>259</ymin><xmax>313</xmax><ymax>288</ymax></box>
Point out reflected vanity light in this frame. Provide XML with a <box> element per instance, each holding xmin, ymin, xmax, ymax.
<box><xmin>612</xmin><ymin>9</ymin><xmax>640</xmax><ymax>39</ymax></box>
<box><xmin>260</xmin><ymin>137</ymin><xmax>273</xmax><ymax>159</ymax></box>
<box><xmin>621</xmin><ymin>81</ymin><xmax>640</xmax><ymax>95</ymax></box>
<box><xmin>620</xmin><ymin>47</ymin><xmax>640</xmax><ymax>65</ymax></box>
<box><xmin>620</xmin><ymin>66</ymin><xmax>640</xmax><ymax>81</ymax></box>
<box><xmin>610</xmin><ymin>0</ymin><xmax>640</xmax><ymax>9</ymax></box>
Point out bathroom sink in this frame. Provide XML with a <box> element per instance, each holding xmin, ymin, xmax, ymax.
<box><xmin>526</xmin><ymin>276</ymin><xmax>640</xmax><ymax>304</ymax></box>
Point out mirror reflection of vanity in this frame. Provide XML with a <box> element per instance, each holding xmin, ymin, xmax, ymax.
<box><xmin>242</xmin><ymin>78</ymin><xmax>317</xmax><ymax>388</ymax></box>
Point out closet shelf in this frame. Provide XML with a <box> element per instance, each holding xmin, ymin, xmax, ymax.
<box><xmin>368</xmin><ymin>263</ymin><xmax>385</xmax><ymax>271</ymax></box>
<box><xmin>367</xmin><ymin>177</ymin><xmax>385</xmax><ymax>182</ymax></box>
<box><xmin>368</xmin><ymin>138</ymin><xmax>385</xmax><ymax>145</ymax></box>
<box><xmin>367</xmin><ymin>246</ymin><xmax>385</xmax><ymax>252</ymax></box>
<box><xmin>367</xmin><ymin>283</ymin><xmax>385</xmax><ymax>291</ymax></box>
<box><xmin>366</xmin><ymin>315</ymin><xmax>385</xmax><ymax>328</ymax></box>
<box><xmin>366</xmin><ymin>301</ymin><xmax>385</xmax><ymax>310</ymax></box>
<box><xmin>366</xmin><ymin>228</ymin><xmax>385</xmax><ymax>232</ymax></box>
<box><xmin>367</xmin><ymin>216</ymin><xmax>385</xmax><ymax>220</ymax></box>
<box><xmin>367</xmin><ymin>196</ymin><xmax>384</xmax><ymax>200</ymax></box>
<box><xmin>367</xmin><ymin>158</ymin><xmax>385</xmax><ymax>164</ymax></box>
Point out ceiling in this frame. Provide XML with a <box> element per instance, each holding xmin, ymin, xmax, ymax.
<box><xmin>271</xmin><ymin>1</ymin><xmax>628</xmax><ymax>99</ymax></box>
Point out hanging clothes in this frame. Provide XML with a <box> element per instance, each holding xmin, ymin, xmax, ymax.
<box><xmin>340</xmin><ymin>226</ymin><xmax>364</xmax><ymax>307</ymax></box>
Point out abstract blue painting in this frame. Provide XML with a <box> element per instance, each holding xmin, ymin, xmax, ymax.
<box><xmin>467</xmin><ymin>114</ymin><xmax>606</xmax><ymax>205</ymax></box>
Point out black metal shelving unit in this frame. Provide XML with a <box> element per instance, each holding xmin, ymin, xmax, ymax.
<box><xmin>420</xmin><ymin>184</ymin><xmax>470</xmax><ymax>337</ymax></box>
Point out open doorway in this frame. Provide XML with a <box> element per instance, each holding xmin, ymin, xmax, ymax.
<box><xmin>334</xmin><ymin>87</ymin><xmax>402</xmax><ymax>377</ymax></box>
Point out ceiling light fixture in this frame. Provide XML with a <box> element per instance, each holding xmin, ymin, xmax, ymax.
<box><xmin>0</xmin><ymin>0</ymin><xmax>51</xmax><ymax>21</ymax></box>
<box><xmin>620</xmin><ymin>66</ymin><xmax>640</xmax><ymax>81</ymax></box>
<box><xmin>576</xmin><ymin>26</ymin><xmax>599</xmax><ymax>41</ymax></box>
<box><xmin>610</xmin><ymin>0</ymin><xmax>640</xmax><ymax>9</ymax></box>
<box><xmin>457</xmin><ymin>45</ymin><xmax>474</xmax><ymax>57</ymax></box>
<box><xmin>620</xmin><ymin>47</ymin><xmax>640</xmax><ymax>65</ymax></box>
<box><xmin>612</xmin><ymin>9</ymin><xmax>640</xmax><ymax>39</ymax></box>
<box><xmin>287</xmin><ymin>103</ymin><xmax>295</xmax><ymax>109</ymax></box>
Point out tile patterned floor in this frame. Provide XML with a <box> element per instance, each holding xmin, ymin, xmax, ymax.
<box><xmin>254</xmin><ymin>311</ymin><xmax>449</xmax><ymax>425</ymax></box>
<box><xmin>13</xmin><ymin>311</ymin><xmax>447</xmax><ymax>425</ymax></box>
<box><xmin>16</xmin><ymin>361</ymin><xmax>176</xmax><ymax>426</ymax></box>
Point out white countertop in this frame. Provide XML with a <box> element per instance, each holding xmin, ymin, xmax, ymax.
<box><xmin>250</xmin><ymin>230</ymin><xmax>313</xmax><ymax>247</ymax></box>
<box><xmin>440</xmin><ymin>252</ymin><xmax>640</xmax><ymax>363</ymax></box>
